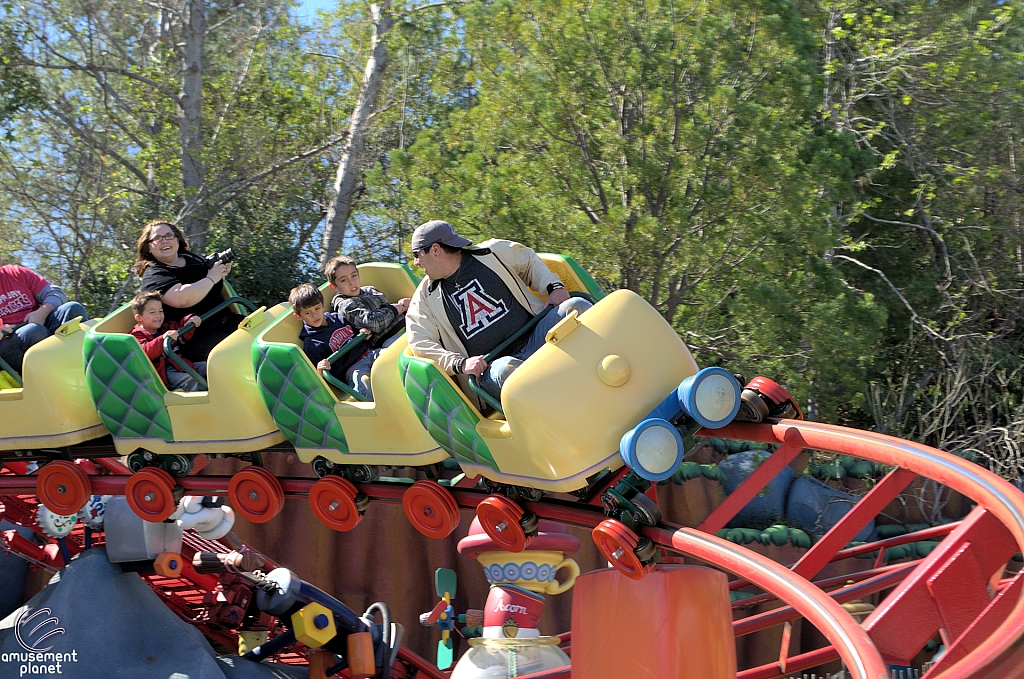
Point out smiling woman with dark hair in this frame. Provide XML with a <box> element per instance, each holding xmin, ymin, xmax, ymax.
<box><xmin>134</xmin><ymin>219</ymin><xmax>240</xmax><ymax>362</ymax></box>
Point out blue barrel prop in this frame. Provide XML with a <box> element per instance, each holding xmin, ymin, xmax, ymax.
<box><xmin>620</xmin><ymin>418</ymin><xmax>685</xmax><ymax>482</ymax></box>
<box><xmin>648</xmin><ymin>366</ymin><xmax>741</xmax><ymax>429</ymax></box>
<box><xmin>622</xmin><ymin>367</ymin><xmax>741</xmax><ymax>482</ymax></box>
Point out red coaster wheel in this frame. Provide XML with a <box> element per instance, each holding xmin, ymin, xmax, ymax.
<box><xmin>228</xmin><ymin>466</ymin><xmax>285</xmax><ymax>524</ymax></box>
<box><xmin>593</xmin><ymin>518</ymin><xmax>651</xmax><ymax>581</ymax></box>
<box><xmin>747</xmin><ymin>376</ymin><xmax>803</xmax><ymax>419</ymax></box>
<box><xmin>477</xmin><ymin>494</ymin><xmax>532</xmax><ymax>552</ymax></box>
<box><xmin>309</xmin><ymin>475</ymin><xmax>362</xmax><ymax>532</ymax></box>
<box><xmin>402</xmin><ymin>480</ymin><xmax>461</xmax><ymax>539</ymax></box>
<box><xmin>125</xmin><ymin>467</ymin><xmax>177</xmax><ymax>522</ymax></box>
<box><xmin>35</xmin><ymin>461</ymin><xmax>91</xmax><ymax>515</ymax></box>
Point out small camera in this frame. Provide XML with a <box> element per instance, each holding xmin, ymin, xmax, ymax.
<box><xmin>205</xmin><ymin>248</ymin><xmax>235</xmax><ymax>269</ymax></box>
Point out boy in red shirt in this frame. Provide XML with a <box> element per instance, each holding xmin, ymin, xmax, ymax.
<box><xmin>0</xmin><ymin>263</ymin><xmax>88</xmax><ymax>371</ymax></box>
<box><xmin>129</xmin><ymin>291</ymin><xmax>206</xmax><ymax>391</ymax></box>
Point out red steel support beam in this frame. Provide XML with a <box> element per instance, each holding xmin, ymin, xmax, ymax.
<box><xmin>927</xmin><ymin>572</ymin><xmax>1024</xmax><ymax>676</ymax></box>
<box><xmin>737</xmin><ymin>645</ymin><xmax>840</xmax><ymax>679</ymax></box>
<box><xmin>396</xmin><ymin>645</ymin><xmax>450</xmax><ymax>679</ymax></box>
<box><xmin>791</xmin><ymin>467</ymin><xmax>917</xmax><ymax>580</ymax></box>
<box><xmin>728</xmin><ymin>522</ymin><xmax>958</xmax><ymax>593</ymax></box>
<box><xmin>733</xmin><ymin>561</ymin><xmax>917</xmax><ymax>612</ymax></box>
<box><xmin>734</xmin><ymin>561</ymin><xmax>917</xmax><ymax>637</ymax></box>
<box><xmin>697</xmin><ymin>442</ymin><xmax>803</xmax><ymax>535</ymax></box>
<box><xmin>864</xmin><ymin>507</ymin><xmax>1017</xmax><ymax>664</ymax></box>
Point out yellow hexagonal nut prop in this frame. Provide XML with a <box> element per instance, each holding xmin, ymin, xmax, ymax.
<box><xmin>291</xmin><ymin>602</ymin><xmax>337</xmax><ymax>648</ymax></box>
<box><xmin>153</xmin><ymin>551</ymin><xmax>184</xmax><ymax>578</ymax></box>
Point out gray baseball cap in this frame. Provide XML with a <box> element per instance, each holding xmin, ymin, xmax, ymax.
<box><xmin>411</xmin><ymin>220</ymin><xmax>472</xmax><ymax>252</ymax></box>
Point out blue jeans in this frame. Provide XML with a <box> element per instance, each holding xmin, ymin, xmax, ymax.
<box><xmin>345</xmin><ymin>335</ymin><xmax>399</xmax><ymax>400</ymax></box>
<box><xmin>167</xmin><ymin>361</ymin><xmax>207</xmax><ymax>392</ymax></box>
<box><xmin>478</xmin><ymin>297</ymin><xmax>592</xmax><ymax>400</ymax></box>
<box><xmin>0</xmin><ymin>302</ymin><xmax>88</xmax><ymax>372</ymax></box>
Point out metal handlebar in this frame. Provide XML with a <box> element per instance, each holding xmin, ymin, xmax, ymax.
<box><xmin>319</xmin><ymin>332</ymin><xmax>370</xmax><ymax>402</ymax></box>
<box><xmin>466</xmin><ymin>291</ymin><xmax>596</xmax><ymax>415</ymax></box>
<box><xmin>0</xmin><ymin>354</ymin><xmax>21</xmax><ymax>388</ymax></box>
<box><xmin>160</xmin><ymin>296</ymin><xmax>257</xmax><ymax>391</ymax></box>
<box><xmin>0</xmin><ymin>323</ymin><xmax>30</xmax><ymax>387</ymax></box>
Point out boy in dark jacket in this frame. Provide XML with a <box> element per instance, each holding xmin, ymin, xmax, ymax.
<box><xmin>291</xmin><ymin>284</ymin><xmax>372</xmax><ymax>398</ymax></box>
<box><xmin>129</xmin><ymin>291</ymin><xmax>206</xmax><ymax>391</ymax></box>
<box><xmin>325</xmin><ymin>256</ymin><xmax>409</xmax><ymax>343</ymax></box>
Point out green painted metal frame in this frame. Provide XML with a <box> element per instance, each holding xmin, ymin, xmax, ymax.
<box><xmin>160</xmin><ymin>295</ymin><xmax>258</xmax><ymax>390</ymax></box>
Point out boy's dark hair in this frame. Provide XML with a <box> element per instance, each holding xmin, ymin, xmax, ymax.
<box><xmin>131</xmin><ymin>290</ymin><xmax>163</xmax><ymax>316</ymax></box>
<box><xmin>324</xmin><ymin>255</ymin><xmax>358</xmax><ymax>284</ymax></box>
<box><xmin>289</xmin><ymin>283</ymin><xmax>324</xmax><ymax>311</ymax></box>
<box><xmin>438</xmin><ymin>243</ymin><xmax>463</xmax><ymax>255</ymax></box>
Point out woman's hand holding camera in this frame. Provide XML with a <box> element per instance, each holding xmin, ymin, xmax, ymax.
<box><xmin>208</xmin><ymin>260</ymin><xmax>232</xmax><ymax>283</ymax></box>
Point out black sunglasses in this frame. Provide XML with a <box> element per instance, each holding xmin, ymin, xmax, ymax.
<box><xmin>413</xmin><ymin>243</ymin><xmax>436</xmax><ymax>258</ymax></box>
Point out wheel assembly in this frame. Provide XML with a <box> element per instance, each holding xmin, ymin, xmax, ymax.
<box><xmin>35</xmin><ymin>461</ymin><xmax>91</xmax><ymax>515</ymax></box>
<box><xmin>631</xmin><ymin>492</ymin><xmax>663</xmax><ymax>526</ymax></box>
<box><xmin>228</xmin><ymin>466</ymin><xmax>285</xmax><ymax>524</ymax></box>
<box><xmin>477</xmin><ymin>494</ymin><xmax>535</xmax><ymax>552</ymax></box>
<box><xmin>592</xmin><ymin>518</ymin><xmax>653</xmax><ymax>580</ymax></box>
<box><xmin>745</xmin><ymin>376</ymin><xmax>803</xmax><ymax>420</ymax></box>
<box><xmin>308</xmin><ymin>475</ymin><xmax>362</xmax><ymax>532</ymax></box>
<box><xmin>125</xmin><ymin>467</ymin><xmax>177</xmax><ymax>522</ymax></box>
<box><xmin>402</xmin><ymin>480</ymin><xmax>460</xmax><ymax>539</ymax></box>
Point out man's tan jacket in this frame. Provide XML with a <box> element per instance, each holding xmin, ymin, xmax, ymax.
<box><xmin>406</xmin><ymin>239</ymin><xmax>562</xmax><ymax>376</ymax></box>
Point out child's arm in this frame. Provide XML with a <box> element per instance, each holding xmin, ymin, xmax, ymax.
<box><xmin>130</xmin><ymin>329</ymin><xmax>166</xmax><ymax>360</ymax></box>
<box><xmin>166</xmin><ymin>314</ymin><xmax>202</xmax><ymax>343</ymax></box>
<box><xmin>338</xmin><ymin>293</ymin><xmax>399</xmax><ymax>334</ymax></box>
<box><xmin>302</xmin><ymin>337</ymin><xmax>331</xmax><ymax>367</ymax></box>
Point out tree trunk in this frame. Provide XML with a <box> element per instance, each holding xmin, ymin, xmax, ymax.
<box><xmin>319</xmin><ymin>1</ymin><xmax>394</xmax><ymax>266</ymax></box>
<box><xmin>179</xmin><ymin>0</ymin><xmax>207</xmax><ymax>250</ymax></box>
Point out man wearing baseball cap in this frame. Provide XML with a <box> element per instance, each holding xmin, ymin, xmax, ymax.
<box><xmin>406</xmin><ymin>220</ymin><xmax>591</xmax><ymax>400</ymax></box>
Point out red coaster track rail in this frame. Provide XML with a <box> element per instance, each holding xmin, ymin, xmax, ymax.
<box><xmin>4</xmin><ymin>419</ymin><xmax>1024</xmax><ymax>678</ymax></box>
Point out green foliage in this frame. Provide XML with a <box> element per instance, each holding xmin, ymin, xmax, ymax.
<box><xmin>3</xmin><ymin>0</ymin><xmax>1024</xmax><ymax>481</ymax></box>
<box><xmin>0</xmin><ymin>14</ymin><xmax>42</xmax><ymax>137</ymax></box>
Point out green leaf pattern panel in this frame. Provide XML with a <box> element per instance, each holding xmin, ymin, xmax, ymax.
<box><xmin>399</xmin><ymin>352</ymin><xmax>498</xmax><ymax>472</ymax></box>
<box><xmin>252</xmin><ymin>341</ymin><xmax>348</xmax><ymax>452</ymax></box>
<box><xmin>83</xmin><ymin>332</ymin><xmax>174</xmax><ymax>441</ymax></box>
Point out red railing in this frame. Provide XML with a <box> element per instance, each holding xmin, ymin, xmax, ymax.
<box><xmin>6</xmin><ymin>417</ymin><xmax>1024</xmax><ymax>678</ymax></box>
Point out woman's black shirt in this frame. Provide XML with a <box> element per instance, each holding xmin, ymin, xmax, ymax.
<box><xmin>138</xmin><ymin>251</ymin><xmax>239</xmax><ymax>362</ymax></box>
<box><xmin>139</xmin><ymin>252</ymin><xmax>224</xmax><ymax>323</ymax></box>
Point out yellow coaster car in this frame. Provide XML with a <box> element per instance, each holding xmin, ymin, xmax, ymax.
<box><xmin>0</xmin><ymin>316</ymin><xmax>106</xmax><ymax>451</ymax></box>
<box><xmin>83</xmin><ymin>283</ymin><xmax>287</xmax><ymax>522</ymax></box>
<box><xmin>399</xmin><ymin>287</ymin><xmax>698</xmax><ymax>484</ymax></box>
<box><xmin>251</xmin><ymin>263</ymin><xmax>449</xmax><ymax>531</ymax></box>
<box><xmin>397</xmin><ymin>255</ymin><xmax>710</xmax><ymax>547</ymax></box>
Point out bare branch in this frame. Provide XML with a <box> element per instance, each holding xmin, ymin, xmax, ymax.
<box><xmin>205</xmin><ymin>133</ymin><xmax>350</xmax><ymax>207</ymax></box>
<box><xmin>26</xmin><ymin>60</ymin><xmax>181</xmax><ymax>103</ymax></box>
